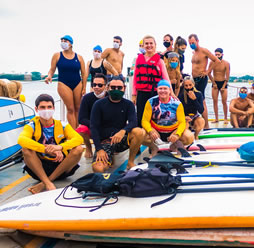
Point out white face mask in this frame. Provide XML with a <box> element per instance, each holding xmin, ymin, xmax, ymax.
<box><xmin>38</xmin><ymin>109</ymin><xmax>55</xmax><ymax>120</ymax></box>
<box><xmin>113</xmin><ymin>42</ymin><xmax>120</xmax><ymax>49</ymax></box>
<box><xmin>94</xmin><ymin>91</ymin><xmax>106</xmax><ymax>99</ymax></box>
<box><xmin>93</xmin><ymin>51</ymin><xmax>101</xmax><ymax>59</ymax></box>
<box><xmin>61</xmin><ymin>42</ymin><xmax>69</xmax><ymax>50</ymax></box>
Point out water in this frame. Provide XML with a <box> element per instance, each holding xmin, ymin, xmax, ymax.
<box><xmin>21</xmin><ymin>80</ymin><xmax>251</xmax><ymax>120</ymax></box>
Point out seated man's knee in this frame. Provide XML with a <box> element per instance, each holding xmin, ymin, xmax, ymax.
<box><xmin>22</xmin><ymin>148</ymin><xmax>36</xmax><ymax>157</ymax></box>
<box><xmin>70</xmin><ymin>145</ymin><xmax>84</xmax><ymax>156</ymax></box>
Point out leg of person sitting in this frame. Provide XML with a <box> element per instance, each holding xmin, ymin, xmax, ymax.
<box><xmin>179</xmin><ymin>128</ymin><xmax>195</xmax><ymax>145</ymax></box>
<box><xmin>221</xmin><ymin>89</ymin><xmax>228</xmax><ymax>123</ymax></box>
<box><xmin>212</xmin><ymin>86</ymin><xmax>219</xmax><ymax>123</ymax></box>
<box><xmin>79</xmin><ymin>132</ymin><xmax>93</xmax><ymax>158</ymax></box>
<box><xmin>22</xmin><ymin>148</ymin><xmax>56</xmax><ymax>194</ymax></box>
<box><xmin>127</xmin><ymin>127</ymin><xmax>145</xmax><ymax>169</ymax></box>
<box><xmin>193</xmin><ymin>117</ymin><xmax>205</xmax><ymax>140</ymax></box>
<box><xmin>247</xmin><ymin>114</ymin><xmax>253</xmax><ymax>128</ymax></box>
<box><xmin>230</xmin><ymin>113</ymin><xmax>239</xmax><ymax>128</ymax></box>
<box><xmin>142</xmin><ymin>130</ymin><xmax>159</xmax><ymax>158</ymax></box>
<box><xmin>28</xmin><ymin>146</ymin><xmax>83</xmax><ymax>194</ymax></box>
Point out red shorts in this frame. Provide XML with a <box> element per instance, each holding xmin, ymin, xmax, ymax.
<box><xmin>76</xmin><ymin>125</ymin><xmax>91</xmax><ymax>136</ymax></box>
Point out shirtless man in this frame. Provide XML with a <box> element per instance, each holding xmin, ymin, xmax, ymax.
<box><xmin>247</xmin><ymin>83</ymin><xmax>254</xmax><ymax>102</ymax></box>
<box><xmin>229</xmin><ymin>87</ymin><xmax>254</xmax><ymax>128</ymax></box>
<box><xmin>188</xmin><ymin>34</ymin><xmax>220</xmax><ymax>129</ymax></box>
<box><xmin>208</xmin><ymin>48</ymin><xmax>230</xmax><ymax>124</ymax></box>
<box><xmin>101</xmin><ymin>36</ymin><xmax>124</xmax><ymax>75</ymax></box>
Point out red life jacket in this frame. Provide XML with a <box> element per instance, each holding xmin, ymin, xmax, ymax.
<box><xmin>135</xmin><ymin>53</ymin><xmax>162</xmax><ymax>91</ymax></box>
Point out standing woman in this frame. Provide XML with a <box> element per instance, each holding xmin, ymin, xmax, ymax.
<box><xmin>45</xmin><ymin>35</ymin><xmax>85</xmax><ymax>129</ymax></box>
<box><xmin>174</xmin><ymin>36</ymin><xmax>187</xmax><ymax>75</ymax></box>
<box><xmin>82</xmin><ymin>45</ymin><xmax>118</xmax><ymax>94</ymax></box>
<box><xmin>132</xmin><ymin>35</ymin><xmax>173</xmax><ymax>127</ymax></box>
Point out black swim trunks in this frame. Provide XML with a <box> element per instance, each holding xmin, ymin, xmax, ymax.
<box><xmin>23</xmin><ymin>159</ymin><xmax>80</xmax><ymax>181</ymax></box>
<box><xmin>193</xmin><ymin>76</ymin><xmax>208</xmax><ymax>98</ymax></box>
<box><xmin>92</xmin><ymin>135</ymin><xmax>129</xmax><ymax>166</ymax></box>
<box><xmin>158</xmin><ymin>131</ymin><xmax>175</xmax><ymax>142</ymax></box>
<box><xmin>212</xmin><ymin>81</ymin><xmax>228</xmax><ymax>91</ymax></box>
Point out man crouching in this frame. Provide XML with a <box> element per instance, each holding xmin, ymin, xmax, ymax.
<box><xmin>18</xmin><ymin>94</ymin><xmax>83</xmax><ymax>194</ymax></box>
<box><xmin>90</xmin><ymin>75</ymin><xmax>144</xmax><ymax>172</ymax></box>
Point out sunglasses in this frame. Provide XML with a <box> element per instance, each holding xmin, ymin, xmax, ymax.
<box><xmin>92</xmin><ymin>83</ymin><xmax>105</xmax><ymax>88</ymax></box>
<box><xmin>240</xmin><ymin>89</ymin><xmax>247</xmax><ymax>93</ymax></box>
<box><xmin>110</xmin><ymin>85</ymin><xmax>124</xmax><ymax>90</ymax></box>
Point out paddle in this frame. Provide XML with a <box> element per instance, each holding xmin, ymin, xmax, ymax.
<box><xmin>147</xmin><ymin>150</ymin><xmax>254</xmax><ymax>168</ymax></box>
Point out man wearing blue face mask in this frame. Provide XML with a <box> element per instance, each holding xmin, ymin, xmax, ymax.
<box><xmin>229</xmin><ymin>87</ymin><xmax>254</xmax><ymax>128</ymax></box>
<box><xmin>90</xmin><ymin>75</ymin><xmax>145</xmax><ymax>172</ymax></box>
<box><xmin>188</xmin><ymin>34</ymin><xmax>220</xmax><ymax>129</ymax></box>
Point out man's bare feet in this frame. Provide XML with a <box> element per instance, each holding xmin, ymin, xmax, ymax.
<box><xmin>28</xmin><ymin>181</ymin><xmax>56</xmax><ymax>194</ymax></box>
<box><xmin>224</xmin><ymin>119</ymin><xmax>229</xmax><ymax>124</ymax></box>
<box><xmin>127</xmin><ymin>162</ymin><xmax>136</xmax><ymax>170</ymax></box>
<box><xmin>211</xmin><ymin>120</ymin><xmax>219</xmax><ymax>123</ymax></box>
<box><xmin>149</xmin><ymin>146</ymin><xmax>159</xmax><ymax>158</ymax></box>
<box><xmin>84</xmin><ymin>148</ymin><xmax>93</xmax><ymax>158</ymax></box>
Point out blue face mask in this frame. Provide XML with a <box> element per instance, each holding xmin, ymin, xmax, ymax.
<box><xmin>139</xmin><ymin>47</ymin><xmax>146</xmax><ymax>54</ymax></box>
<box><xmin>239</xmin><ymin>93</ymin><xmax>247</xmax><ymax>99</ymax></box>
<box><xmin>190</xmin><ymin>43</ymin><xmax>197</xmax><ymax>50</ymax></box>
<box><xmin>170</xmin><ymin>62</ymin><xmax>178</xmax><ymax>69</ymax></box>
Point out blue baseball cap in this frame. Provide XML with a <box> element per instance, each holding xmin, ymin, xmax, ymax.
<box><xmin>93</xmin><ymin>45</ymin><xmax>102</xmax><ymax>52</ymax></box>
<box><xmin>157</xmin><ymin>79</ymin><xmax>171</xmax><ymax>88</ymax></box>
<box><xmin>61</xmin><ymin>35</ymin><xmax>73</xmax><ymax>44</ymax></box>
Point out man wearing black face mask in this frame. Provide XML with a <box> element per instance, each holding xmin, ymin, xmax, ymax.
<box><xmin>90</xmin><ymin>75</ymin><xmax>145</xmax><ymax>172</ymax></box>
<box><xmin>208</xmin><ymin>48</ymin><xmax>230</xmax><ymax>124</ymax></box>
<box><xmin>179</xmin><ymin>76</ymin><xmax>205</xmax><ymax>139</ymax></box>
<box><xmin>160</xmin><ymin>34</ymin><xmax>174</xmax><ymax>59</ymax></box>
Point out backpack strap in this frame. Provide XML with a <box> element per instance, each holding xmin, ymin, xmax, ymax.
<box><xmin>150</xmin><ymin>188</ymin><xmax>177</xmax><ymax>208</ymax></box>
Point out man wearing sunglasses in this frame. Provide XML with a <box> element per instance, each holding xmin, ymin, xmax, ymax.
<box><xmin>76</xmin><ymin>73</ymin><xmax>108</xmax><ymax>158</ymax></box>
<box><xmin>229</xmin><ymin>87</ymin><xmax>254</xmax><ymax>128</ymax></box>
<box><xmin>90</xmin><ymin>75</ymin><xmax>144</xmax><ymax>172</ymax></box>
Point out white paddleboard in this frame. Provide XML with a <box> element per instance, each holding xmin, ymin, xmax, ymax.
<box><xmin>1</xmin><ymin>165</ymin><xmax>254</xmax><ymax>231</ymax></box>
<box><xmin>0</xmin><ymin>97</ymin><xmax>35</xmax><ymax>164</ymax></box>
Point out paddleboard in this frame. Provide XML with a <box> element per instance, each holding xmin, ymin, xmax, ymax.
<box><xmin>198</xmin><ymin>130</ymin><xmax>254</xmax><ymax>139</ymax></box>
<box><xmin>1</xmin><ymin>166</ymin><xmax>254</xmax><ymax>231</ymax></box>
<box><xmin>0</xmin><ymin>97</ymin><xmax>35</xmax><ymax>165</ymax></box>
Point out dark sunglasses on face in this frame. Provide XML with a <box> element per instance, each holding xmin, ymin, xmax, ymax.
<box><xmin>92</xmin><ymin>83</ymin><xmax>105</xmax><ymax>88</ymax></box>
<box><xmin>240</xmin><ymin>89</ymin><xmax>247</xmax><ymax>93</ymax></box>
<box><xmin>110</xmin><ymin>85</ymin><xmax>124</xmax><ymax>90</ymax></box>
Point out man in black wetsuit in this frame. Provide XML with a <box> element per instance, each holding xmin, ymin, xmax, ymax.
<box><xmin>179</xmin><ymin>76</ymin><xmax>205</xmax><ymax>140</ymax></box>
<box><xmin>76</xmin><ymin>73</ymin><xmax>108</xmax><ymax>158</ymax></box>
<box><xmin>90</xmin><ymin>75</ymin><xmax>144</xmax><ymax>172</ymax></box>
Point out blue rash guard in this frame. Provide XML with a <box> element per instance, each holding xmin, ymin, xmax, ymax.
<box><xmin>57</xmin><ymin>52</ymin><xmax>81</xmax><ymax>90</ymax></box>
<box><xmin>90</xmin><ymin>96</ymin><xmax>137</xmax><ymax>151</ymax></box>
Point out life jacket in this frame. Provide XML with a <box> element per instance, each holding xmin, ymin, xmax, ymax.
<box><xmin>32</xmin><ymin>116</ymin><xmax>68</xmax><ymax>157</ymax></box>
<box><xmin>135</xmin><ymin>53</ymin><xmax>162</xmax><ymax>91</ymax></box>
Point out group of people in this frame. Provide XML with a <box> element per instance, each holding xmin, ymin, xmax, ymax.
<box><xmin>17</xmin><ymin>33</ymin><xmax>254</xmax><ymax>194</ymax></box>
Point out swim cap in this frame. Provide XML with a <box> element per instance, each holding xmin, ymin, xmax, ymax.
<box><xmin>93</xmin><ymin>45</ymin><xmax>102</xmax><ymax>52</ymax></box>
<box><xmin>139</xmin><ymin>40</ymin><xmax>143</xmax><ymax>45</ymax></box>
<box><xmin>157</xmin><ymin>79</ymin><xmax>171</xmax><ymax>88</ymax></box>
<box><xmin>167</xmin><ymin>52</ymin><xmax>179</xmax><ymax>59</ymax></box>
<box><xmin>215</xmin><ymin>48</ymin><xmax>223</xmax><ymax>53</ymax></box>
<box><xmin>61</xmin><ymin>35</ymin><xmax>73</xmax><ymax>44</ymax></box>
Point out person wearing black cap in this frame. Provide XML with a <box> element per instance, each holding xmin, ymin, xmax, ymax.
<box><xmin>208</xmin><ymin>48</ymin><xmax>230</xmax><ymax>124</ymax></box>
<box><xmin>45</xmin><ymin>35</ymin><xmax>86</xmax><ymax>129</ymax></box>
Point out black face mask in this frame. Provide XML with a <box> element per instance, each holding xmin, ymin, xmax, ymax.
<box><xmin>218</xmin><ymin>55</ymin><xmax>223</xmax><ymax>60</ymax></box>
<box><xmin>163</xmin><ymin>41</ymin><xmax>171</xmax><ymax>48</ymax></box>
<box><xmin>185</xmin><ymin>87</ymin><xmax>194</xmax><ymax>92</ymax></box>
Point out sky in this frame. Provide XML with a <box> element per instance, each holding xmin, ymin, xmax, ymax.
<box><xmin>1</xmin><ymin>0</ymin><xmax>254</xmax><ymax>77</ymax></box>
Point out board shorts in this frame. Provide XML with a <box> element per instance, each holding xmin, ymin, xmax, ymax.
<box><xmin>76</xmin><ymin>125</ymin><xmax>91</xmax><ymax>136</ymax></box>
<box><xmin>212</xmin><ymin>81</ymin><xmax>228</xmax><ymax>91</ymax></box>
<box><xmin>193</xmin><ymin>76</ymin><xmax>208</xmax><ymax>98</ymax></box>
<box><xmin>92</xmin><ymin>135</ymin><xmax>129</xmax><ymax>167</ymax></box>
<box><xmin>23</xmin><ymin>159</ymin><xmax>80</xmax><ymax>181</ymax></box>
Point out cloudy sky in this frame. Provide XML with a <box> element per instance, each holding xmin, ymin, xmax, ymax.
<box><xmin>1</xmin><ymin>0</ymin><xmax>254</xmax><ymax>76</ymax></box>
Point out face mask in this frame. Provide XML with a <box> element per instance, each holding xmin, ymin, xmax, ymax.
<box><xmin>38</xmin><ymin>109</ymin><xmax>55</xmax><ymax>120</ymax></box>
<box><xmin>108</xmin><ymin>90</ymin><xmax>124</xmax><ymax>101</ymax></box>
<box><xmin>218</xmin><ymin>56</ymin><xmax>223</xmax><ymax>60</ymax></box>
<box><xmin>185</xmin><ymin>87</ymin><xmax>194</xmax><ymax>92</ymax></box>
<box><xmin>239</xmin><ymin>93</ymin><xmax>247</xmax><ymax>99</ymax></box>
<box><xmin>94</xmin><ymin>91</ymin><xmax>105</xmax><ymax>99</ymax></box>
<box><xmin>178</xmin><ymin>49</ymin><xmax>185</xmax><ymax>55</ymax></box>
<box><xmin>93</xmin><ymin>51</ymin><xmax>101</xmax><ymax>59</ymax></box>
<box><xmin>190</xmin><ymin>43</ymin><xmax>197</xmax><ymax>50</ymax></box>
<box><xmin>170</xmin><ymin>62</ymin><xmax>178</xmax><ymax>69</ymax></box>
<box><xmin>61</xmin><ymin>42</ymin><xmax>69</xmax><ymax>50</ymax></box>
<box><xmin>113</xmin><ymin>42</ymin><xmax>120</xmax><ymax>49</ymax></box>
<box><xmin>163</xmin><ymin>41</ymin><xmax>171</xmax><ymax>48</ymax></box>
<box><xmin>139</xmin><ymin>47</ymin><xmax>146</xmax><ymax>54</ymax></box>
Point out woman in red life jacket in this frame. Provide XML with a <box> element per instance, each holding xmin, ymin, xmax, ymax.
<box><xmin>132</xmin><ymin>35</ymin><xmax>174</xmax><ymax>127</ymax></box>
